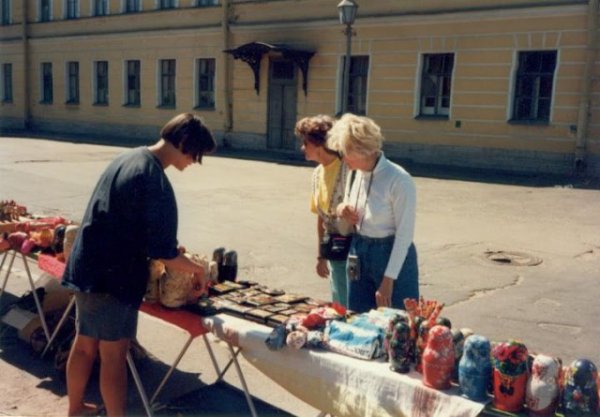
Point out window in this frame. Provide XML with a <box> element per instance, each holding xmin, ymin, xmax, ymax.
<box><xmin>197</xmin><ymin>0</ymin><xmax>218</xmax><ymax>6</ymax></box>
<box><xmin>158</xmin><ymin>0</ymin><xmax>175</xmax><ymax>9</ymax></box>
<box><xmin>419</xmin><ymin>53</ymin><xmax>454</xmax><ymax>117</ymax></box>
<box><xmin>342</xmin><ymin>55</ymin><xmax>369</xmax><ymax>115</ymax></box>
<box><xmin>65</xmin><ymin>0</ymin><xmax>78</xmax><ymax>19</ymax></box>
<box><xmin>41</xmin><ymin>62</ymin><xmax>53</xmax><ymax>103</ymax></box>
<box><xmin>94</xmin><ymin>61</ymin><xmax>108</xmax><ymax>105</ymax></box>
<box><xmin>124</xmin><ymin>0</ymin><xmax>140</xmax><ymax>12</ymax></box>
<box><xmin>93</xmin><ymin>0</ymin><xmax>108</xmax><ymax>16</ymax></box>
<box><xmin>2</xmin><ymin>63</ymin><xmax>12</xmax><ymax>102</ymax></box>
<box><xmin>40</xmin><ymin>0</ymin><xmax>51</xmax><ymax>21</ymax></box>
<box><xmin>159</xmin><ymin>59</ymin><xmax>176</xmax><ymax>107</ymax></box>
<box><xmin>1</xmin><ymin>0</ymin><xmax>10</xmax><ymax>25</ymax></box>
<box><xmin>196</xmin><ymin>58</ymin><xmax>215</xmax><ymax>109</ymax></box>
<box><xmin>512</xmin><ymin>50</ymin><xmax>557</xmax><ymax>123</ymax></box>
<box><xmin>66</xmin><ymin>61</ymin><xmax>79</xmax><ymax>103</ymax></box>
<box><xmin>125</xmin><ymin>60</ymin><xmax>140</xmax><ymax>106</ymax></box>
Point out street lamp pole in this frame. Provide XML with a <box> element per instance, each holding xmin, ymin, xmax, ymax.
<box><xmin>337</xmin><ymin>0</ymin><xmax>358</xmax><ymax>115</ymax></box>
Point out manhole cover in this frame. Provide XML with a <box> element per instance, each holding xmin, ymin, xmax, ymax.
<box><xmin>482</xmin><ymin>250</ymin><xmax>542</xmax><ymax>266</ymax></box>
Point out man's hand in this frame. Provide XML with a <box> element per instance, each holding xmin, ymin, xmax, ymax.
<box><xmin>316</xmin><ymin>258</ymin><xmax>330</xmax><ymax>278</ymax></box>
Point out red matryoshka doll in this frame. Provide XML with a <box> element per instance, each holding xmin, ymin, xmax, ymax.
<box><xmin>526</xmin><ymin>354</ymin><xmax>560</xmax><ymax>417</ymax></box>
<box><xmin>492</xmin><ymin>340</ymin><xmax>529</xmax><ymax>412</ymax></box>
<box><xmin>422</xmin><ymin>324</ymin><xmax>455</xmax><ymax>390</ymax></box>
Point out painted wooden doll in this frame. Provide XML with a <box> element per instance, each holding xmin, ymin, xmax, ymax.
<box><xmin>415</xmin><ymin>319</ymin><xmax>430</xmax><ymax>373</ymax></box>
<box><xmin>389</xmin><ymin>320</ymin><xmax>412</xmax><ymax>373</ymax></box>
<box><xmin>562</xmin><ymin>358</ymin><xmax>599</xmax><ymax>417</ymax></box>
<box><xmin>422</xmin><ymin>324</ymin><xmax>455</xmax><ymax>390</ymax></box>
<box><xmin>492</xmin><ymin>340</ymin><xmax>529</xmax><ymax>412</ymax></box>
<box><xmin>459</xmin><ymin>334</ymin><xmax>492</xmax><ymax>402</ymax></box>
<box><xmin>525</xmin><ymin>354</ymin><xmax>560</xmax><ymax>417</ymax></box>
<box><xmin>451</xmin><ymin>328</ymin><xmax>466</xmax><ymax>383</ymax></box>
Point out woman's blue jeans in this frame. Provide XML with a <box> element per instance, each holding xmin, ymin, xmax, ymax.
<box><xmin>347</xmin><ymin>235</ymin><xmax>419</xmax><ymax>313</ymax></box>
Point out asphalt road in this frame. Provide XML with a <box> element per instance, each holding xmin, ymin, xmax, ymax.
<box><xmin>0</xmin><ymin>134</ymin><xmax>599</xmax><ymax>416</ymax></box>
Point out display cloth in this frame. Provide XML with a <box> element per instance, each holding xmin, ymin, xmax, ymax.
<box><xmin>203</xmin><ymin>314</ymin><xmax>486</xmax><ymax>417</ymax></box>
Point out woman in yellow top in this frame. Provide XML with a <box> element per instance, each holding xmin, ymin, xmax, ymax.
<box><xmin>295</xmin><ymin>115</ymin><xmax>351</xmax><ymax>307</ymax></box>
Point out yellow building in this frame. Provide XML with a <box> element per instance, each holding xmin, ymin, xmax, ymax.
<box><xmin>1</xmin><ymin>0</ymin><xmax>598</xmax><ymax>176</ymax></box>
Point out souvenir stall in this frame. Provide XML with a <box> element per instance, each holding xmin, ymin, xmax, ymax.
<box><xmin>1</xmin><ymin>200</ymin><xmax>599</xmax><ymax>417</ymax></box>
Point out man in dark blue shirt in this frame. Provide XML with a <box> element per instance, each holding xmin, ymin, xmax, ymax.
<box><xmin>63</xmin><ymin>113</ymin><xmax>216</xmax><ymax>417</ymax></box>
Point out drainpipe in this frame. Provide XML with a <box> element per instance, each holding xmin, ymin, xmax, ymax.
<box><xmin>574</xmin><ymin>0</ymin><xmax>599</xmax><ymax>173</ymax></box>
<box><xmin>22</xmin><ymin>0</ymin><xmax>31</xmax><ymax>130</ymax></box>
<box><xmin>221</xmin><ymin>0</ymin><xmax>233</xmax><ymax>144</ymax></box>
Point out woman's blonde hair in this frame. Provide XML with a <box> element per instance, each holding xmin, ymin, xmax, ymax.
<box><xmin>326</xmin><ymin>113</ymin><xmax>384</xmax><ymax>156</ymax></box>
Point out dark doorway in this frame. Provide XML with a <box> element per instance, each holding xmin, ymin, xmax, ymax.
<box><xmin>267</xmin><ymin>59</ymin><xmax>298</xmax><ymax>150</ymax></box>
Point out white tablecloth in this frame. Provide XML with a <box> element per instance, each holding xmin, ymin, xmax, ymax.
<box><xmin>203</xmin><ymin>314</ymin><xmax>485</xmax><ymax>417</ymax></box>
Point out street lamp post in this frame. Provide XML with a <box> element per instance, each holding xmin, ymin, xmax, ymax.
<box><xmin>337</xmin><ymin>0</ymin><xmax>358</xmax><ymax>115</ymax></box>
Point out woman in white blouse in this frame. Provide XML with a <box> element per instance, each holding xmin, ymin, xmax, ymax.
<box><xmin>328</xmin><ymin>113</ymin><xmax>419</xmax><ymax>313</ymax></box>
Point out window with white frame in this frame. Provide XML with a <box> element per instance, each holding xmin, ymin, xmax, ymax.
<box><xmin>124</xmin><ymin>0</ymin><xmax>140</xmax><ymax>12</ymax></box>
<box><xmin>196</xmin><ymin>58</ymin><xmax>215</xmax><ymax>109</ymax></box>
<box><xmin>341</xmin><ymin>55</ymin><xmax>369</xmax><ymax>115</ymax></box>
<box><xmin>511</xmin><ymin>50</ymin><xmax>557</xmax><ymax>123</ymax></box>
<box><xmin>41</xmin><ymin>62</ymin><xmax>53</xmax><ymax>103</ymax></box>
<box><xmin>159</xmin><ymin>59</ymin><xmax>176</xmax><ymax>107</ymax></box>
<box><xmin>65</xmin><ymin>0</ymin><xmax>78</xmax><ymax>19</ymax></box>
<box><xmin>125</xmin><ymin>60</ymin><xmax>140</xmax><ymax>106</ymax></box>
<box><xmin>94</xmin><ymin>61</ymin><xmax>108</xmax><ymax>105</ymax></box>
<box><xmin>158</xmin><ymin>0</ymin><xmax>175</xmax><ymax>9</ymax></box>
<box><xmin>39</xmin><ymin>0</ymin><xmax>52</xmax><ymax>22</ymax></box>
<box><xmin>93</xmin><ymin>0</ymin><xmax>108</xmax><ymax>16</ymax></box>
<box><xmin>419</xmin><ymin>53</ymin><xmax>454</xmax><ymax>117</ymax></box>
<box><xmin>66</xmin><ymin>61</ymin><xmax>79</xmax><ymax>103</ymax></box>
<box><xmin>2</xmin><ymin>63</ymin><xmax>12</xmax><ymax>102</ymax></box>
<box><xmin>197</xmin><ymin>0</ymin><xmax>218</xmax><ymax>6</ymax></box>
<box><xmin>1</xmin><ymin>0</ymin><xmax>10</xmax><ymax>25</ymax></box>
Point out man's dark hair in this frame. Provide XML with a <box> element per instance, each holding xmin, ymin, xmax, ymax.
<box><xmin>160</xmin><ymin>113</ymin><xmax>217</xmax><ymax>163</ymax></box>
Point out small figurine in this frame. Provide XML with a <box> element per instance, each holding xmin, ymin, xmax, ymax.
<box><xmin>459</xmin><ymin>334</ymin><xmax>492</xmax><ymax>402</ymax></box>
<box><xmin>451</xmin><ymin>328</ymin><xmax>466</xmax><ymax>383</ymax></box>
<box><xmin>526</xmin><ymin>354</ymin><xmax>560</xmax><ymax>417</ymax></box>
<box><xmin>389</xmin><ymin>320</ymin><xmax>412</xmax><ymax>373</ymax></box>
<box><xmin>561</xmin><ymin>358</ymin><xmax>599</xmax><ymax>417</ymax></box>
<box><xmin>415</xmin><ymin>320</ymin><xmax>430</xmax><ymax>373</ymax></box>
<box><xmin>492</xmin><ymin>340</ymin><xmax>529</xmax><ymax>412</ymax></box>
<box><xmin>422</xmin><ymin>325</ymin><xmax>455</xmax><ymax>390</ymax></box>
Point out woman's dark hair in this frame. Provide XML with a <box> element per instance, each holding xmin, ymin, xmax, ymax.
<box><xmin>160</xmin><ymin>113</ymin><xmax>217</xmax><ymax>163</ymax></box>
<box><xmin>295</xmin><ymin>115</ymin><xmax>334</xmax><ymax>146</ymax></box>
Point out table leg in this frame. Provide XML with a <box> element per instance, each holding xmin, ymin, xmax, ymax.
<box><xmin>41</xmin><ymin>295</ymin><xmax>75</xmax><ymax>358</ymax></box>
<box><xmin>21</xmin><ymin>252</ymin><xmax>51</xmax><ymax>342</ymax></box>
<box><xmin>227</xmin><ymin>342</ymin><xmax>258</xmax><ymax>417</ymax></box>
<box><xmin>0</xmin><ymin>250</ymin><xmax>17</xmax><ymax>297</ymax></box>
<box><xmin>127</xmin><ymin>351</ymin><xmax>155</xmax><ymax>417</ymax></box>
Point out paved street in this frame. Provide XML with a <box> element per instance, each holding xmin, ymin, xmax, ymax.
<box><xmin>0</xmin><ymin>135</ymin><xmax>599</xmax><ymax>416</ymax></box>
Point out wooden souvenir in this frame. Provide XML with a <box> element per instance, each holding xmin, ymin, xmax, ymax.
<box><xmin>422</xmin><ymin>325</ymin><xmax>455</xmax><ymax>390</ymax></box>
<box><xmin>492</xmin><ymin>340</ymin><xmax>529</xmax><ymax>412</ymax></box>
<box><xmin>274</xmin><ymin>293</ymin><xmax>309</xmax><ymax>304</ymax></box>
<box><xmin>526</xmin><ymin>354</ymin><xmax>560</xmax><ymax>417</ymax></box>
<box><xmin>267</xmin><ymin>314</ymin><xmax>290</xmax><ymax>327</ymax></box>
<box><xmin>244</xmin><ymin>294</ymin><xmax>277</xmax><ymax>306</ymax></box>
<box><xmin>459</xmin><ymin>334</ymin><xmax>492</xmax><ymax>402</ymax></box>
<box><xmin>561</xmin><ymin>359</ymin><xmax>599</xmax><ymax>417</ymax></box>
<box><xmin>244</xmin><ymin>308</ymin><xmax>275</xmax><ymax>324</ymax></box>
<box><xmin>388</xmin><ymin>320</ymin><xmax>412</xmax><ymax>373</ymax></box>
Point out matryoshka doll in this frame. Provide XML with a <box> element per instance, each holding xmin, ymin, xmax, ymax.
<box><xmin>422</xmin><ymin>324</ymin><xmax>455</xmax><ymax>390</ymax></box>
<box><xmin>389</xmin><ymin>320</ymin><xmax>412</xmax><ymax>373</ymax></box>
<box><xmin>492</xmin><ymin>340</ymin><xmax>529</xmax><ymax>412</ymax></box>
<box><xmin>459</xmin><ymin>334</ymin><xmax>492</xmax><ymax>402</ymax></box>
<box><xmin>451</xmin><ymin>328</ymin><xmax>466</xmax><ymax>383</ymax></box>
<box><xmin>525</xmin><ymin>354</ymin><xmax>560</xmax><ymax>417</ymax></box>
<box><xmin>561</xmin><ymin>358</ymin><xmax>599</xmax><ymax>417</ymax></box>
<box><xmin>415</xmin><ymin>319</ymin><xmax>430</xmax><ymax>373</ymax></box>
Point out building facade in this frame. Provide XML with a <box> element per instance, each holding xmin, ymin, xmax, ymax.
<box><xmin>1</xmin><ymin>0</ymin><xmax>599</xmax><ymax>176</ymax></box>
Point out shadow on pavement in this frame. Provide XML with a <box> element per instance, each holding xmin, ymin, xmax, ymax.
<box><xmin>0</xmin><ymin>293</ymin><xmax>292</xmax><ymax>417</ymax></box>
<box><xmin>5</xmin><ymin>131</ymin><xmax>599</xmax><ymax>190</ymax></box>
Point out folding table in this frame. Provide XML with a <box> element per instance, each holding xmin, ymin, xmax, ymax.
<box><xmin>35</xmin><ymin>254</ymin><xmax>257</xmax><ymax>417</ymax></box>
